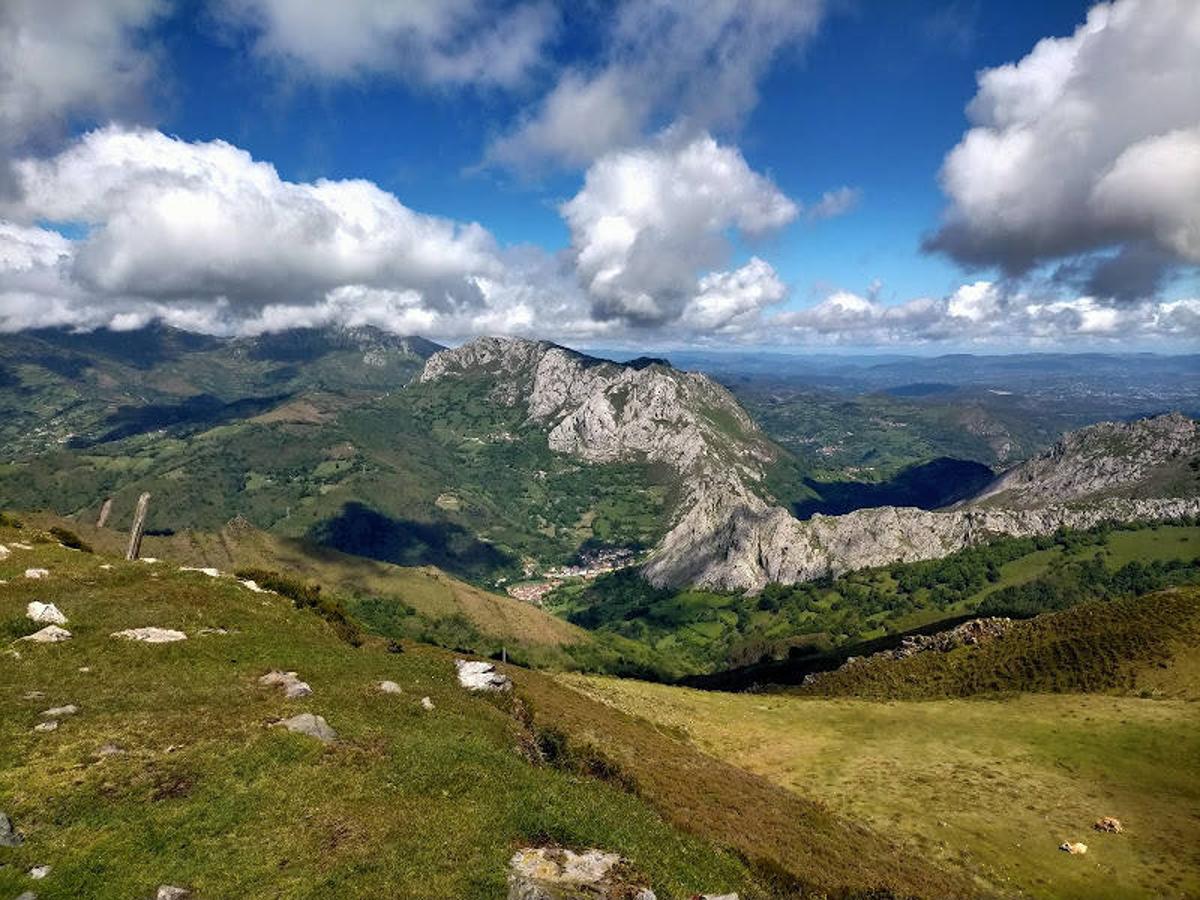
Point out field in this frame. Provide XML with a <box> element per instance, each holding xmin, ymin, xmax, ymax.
<box><xmin>563</xmin><ymin>670</ymin><xmax>1200</xmax><ymax>899</ymax></box>
<box><xmin>0</xmin><ymin>519</ymin><xmax>969</xmax><ymax>898</ymax></box>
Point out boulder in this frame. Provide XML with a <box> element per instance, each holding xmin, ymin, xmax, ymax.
<box><xmin>34</xmin><ymin>721</ymin><xmax>58</xmax><ymax>733</ymax></box>
<box><xmin>377</xmin><ymin>680</ymin><xmax>403</xmax><ymax>694</ymax></box>
<box><xmin>455</xmin><ymin>659</ymin><xmax>513</xmax><ymax>692</ymax></box>
<box><xmin>420</xmin><ymin>697</ymin><xmax>435</xmax><ymax>710</ymax></box>
<box><xmin>20</xmin><ymin>625</ymin><xmax>72</xmax><ymax>643</ymax></box>
<box><xmin>26</xmin><ymin>602</ymin><xmax>67</xmax><ymax>625</ymax></box>
<box><xmin>1059</xmin><ymin>841</ymin><xmax>1088</xmax><ymax>855</ymax></box>
<box><xmin>507</xmin><ymin>847</ymin><xmax>655</xmax><ymax>900</ymax></box>
<box><xmin>0</xmin><ymin>811</ymin><xmax>23</xmax><ymax>847</ymax></box>
<box><xmin>156</xmin><ymin>886</ymin><xmax>191</xmax><ymax>899</ymax></box>
<box><xmin>259</xmin><ymin>670</ymin><xmax>313</xmax><ymax>699</ymax></box>
<box><xmin>1094</xmin><ymin>816</ymin><xmax>1123</xmax><ymax>833</ymax></box>
<box><xmin>24</xmin><ymin>568</ymin><xmax>50</xmax><ymax>579</ymax></box>
<box><xmin>275</xmin><ymin>713</ymin><xmax>337</xmax><ymax>743</ymax></box>
<box><xmin>41</xmin><ymin>705</ymin><xmax>77</xmax><ymax>718</ymax></box>
<box><xmin>111</xmin><ymin>628</ymin><xmax>187</xmax><ymax>643</ymax></box>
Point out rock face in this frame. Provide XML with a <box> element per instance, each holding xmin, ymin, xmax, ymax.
<box><xmin>112</xmin><ymin>627</ymin><xmax>187</xmax><ymax>643</ymax></box>
<box><xmin>975</xmin><ymin>413</ymin><xmax>1199</xmax><ymax>507</ymax></box>
<box><xmin>259</xmin><ymin>670</ymin><xmax>313</xmax><ymax>699</ymax></box>
<box><xmin>21</xmin><ymin>625</ymin><xmax>72</xmax><ymax>643</ymax></box>
<box><xmin>26</xmin><ymin>602</ymin><xmax>67</xmax><ymax>625</ymax></box>
<box><xmin>275</xmin><ymin>713</ymin><xmax>337</xmax><ymax>743</ymax></box>
<box><xmin>0</xmin><ymin>812</ymin><xmax>23</xmax><ymax>847</ymax></box>
<box><xmin>455</xmin><ymin>659</ymin><xmax>513</xmax><ymax>692</ymax></box>
<box><xmin>422</xmin><ymin>340</ymin><xmax>1200</xmax><ymax>591</ymax></box>
<box><xmin>506</xmin><ymin>847</ymin><xmax>655</xmax><ymax>900</ymax></box>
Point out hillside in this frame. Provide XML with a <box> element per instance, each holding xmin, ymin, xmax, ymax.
<box><xmin>0</xmin><ymin>516</ymin><xmax>969</xmax><ymax>898</ymax></box>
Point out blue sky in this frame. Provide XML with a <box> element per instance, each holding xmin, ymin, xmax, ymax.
<box><xmin>0</xmin><ymin>0</ymin><xmax>1197</xmax><ymax>349</ymax></box>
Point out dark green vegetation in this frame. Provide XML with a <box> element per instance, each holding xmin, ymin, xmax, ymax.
<box><xmin>799</xmin><ymin>587</ymin><xmax>1200</xmax><ymax>700</ymax></box>
<box><xmin>0</xmin><ymin>328</ymin><xmax>673</xmax><ymax>584</ymax></box>
<box><xmin>551</xmin><ymin>522</ymin><xmax>1200</xmax><ymax>678</ymax></box>
<box><xmin>0</xmin><ymin>521</ymin><xmax>969</xmax><ymax>898</ymax></box>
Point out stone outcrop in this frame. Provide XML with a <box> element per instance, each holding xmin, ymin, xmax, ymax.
<box><xmin>506</xmin><ymin>847</ymin><xmax>655</xmax><ymax>900</ymax></box>
<box><xmin>455</xmin><ymin>659</ymin><xmax>513</xmax><ymax>692</ymax></box>
<box><xmin>112</xmin><ymin>627</ymin><xmax>187</xmax><ymax>643</ymax></box>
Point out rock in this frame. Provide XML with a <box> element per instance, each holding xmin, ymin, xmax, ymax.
<box><xmin>1094</xmin><ymin>816</ymin><xmax>1123</xmax><ymax>833</ymax></box>
<box><xmin>455</xmin><ymin>659</ymin><xmax>513</xmax><ymax>692</ymax></box>
<box><xmin>697</xmin><ymin>895</ymin><xmax>739</xmax><ymax>900</ymax></box>
<box><xmin>24</xmin><ymin>568</ymin><xmax>50</xmax><ymax>580</ymax></box>
<box><xmin>377</xmin><ymin>680</ymin><xmax>403</xmax><ymax>694</ymax></box>
<box><xmin>0</xmin><ymin>543</ymin><xmax>9</xmax><ymax>559</ymax></box>
<box><xmin>111</xmin><ymin>628</ymin><xmax>187</xmax><ymax>643</ymax></box>
<box><xmin>26</xmin><ymin>602</ymin><xmax>67</xmax><ymax>625</ymax></box>
<box><xmin>156</xmin><ymin>886</ymin><xmax>191</xmax><ymax>899</ymax></box>
<box><xmin>12</xmin><ymin>542</ymin><xmax>34</xmax><ymax>550</ymax></box>
<box><xmin>259</xmin><ymin>670</ymin><xmax>313</xmax><ymax>699</ymax></box>
<box><xmin>197</xmin><ymin>627</ymin><xmax>229</xmax><ymax>635</ymax></box>
<box><xmin>22</xmin><ymin>691</ymin><xmax>45</xmax><ymax>700</ymax></box>
<box><xmin>20</xmin><ymin>625</ymin><xmax>72</xmax><ymax>643</ymax></box>
<box><xmin>179</xmin><ymin>566</ymin><xmax>220</xmax><ymax>577</ymax></box>
<box><xmin>140</xmin><ymin>558</ymin><xmax>159</xmax><ymax>564</ymax></box>
<box><xmin>33</xmin><ymin>721</ymin><xmax>58</xmax><ymax>733</ymax></box>
<box><xmin>420</xmin><ymin>696</ymin><xmax>435</xmax><ymax>710</ymax></box>
<box><xmin>95</xmin><ymin>743</ymin><xmax>125</xmax><ymax>757</ymax></box>
<box><xmin>15</xmin><ymin>892</ymin><xmax>36</xmax><ymax>900</ymax></box>
<box><xmin>41</xmin><ymin>705</ymin><xmax>77</xmax><ymax>718</ymax></box>
<box><xmin>99</xmin><ymin>564</ymin><xmax>114</xmax><ymax>570</ymax></box>
<box><xmin>78</xmin><ymin>666</ymin><xmax>91</xmax><ymax>673</ymax></box>
<box><xmin>506</xmin><ymin>847</ymin><xmax>655</xmax><ymax>900</ymax></box>
<box><xmin>275</xmin><ymin>713</ymin><xmax>337</xmax><ymax>743</ymax></box>
<box><xmin>240</xmin><ymin>579</ymin><xmax>267</xmax><ymax>593</ymax></box>
<box><xmin>29</xmin><ymin>865</ymin><xmax>51</xmax><ymax>879</ymax></box>
<box><xmin>0</xmin><ymin>811</ymin><xmax>23</xmax><ymax>847</ymax></box>
<box><xmin>1059</xmin><ymin>841</ymin><xmax>1088</xmax><ymax>855</ymax></box>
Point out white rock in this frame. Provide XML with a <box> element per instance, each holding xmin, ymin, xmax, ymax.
<box><xmin>12</xmin><ymin>541</ymin><xmax>33</xmax><ymax>550</ymax></box>
<box><xmin>197</xmin><ymin>627</ymin><xmax>229</xmax><ymax>636</ymax></box>
<box><xmin>507</xmin><ymin>847</ymin><xmax>655</xmax><ymax>899</ymax></box>
<box><xmin>377</xmin><ymin>680</ymin><xmax>403</xmax><ymax>694</ymax></box>
<box><xmin>157</xmin><ymin>887</ymin><xmax>191</xmax><ymax>900</ymax></box>
<box><xmin>259</xmin><ymin>670</ymin><xmax>312</xmax><ymax>699</ymax></box>
<box><xmin>26</xmin><ymin>602</ymin><xmax>67</xmax><ymax>625</ymax></box>
<box><xmin>78</xmin><ymin>666</ymin><xmax>91</xmax><ymax>673</ymax></box>
<box><xmin>455</xmin><ymin>659</ymin><xmax>513</xmax><ymax>692</ymax></box>
<box><xmin>24</xmin><ymin>568</ymin><xmax>50</xmax><ymax>580</ymax></box>
<box><xmin>20</xmin><ymin>625</ymin><xmax>72</xmax><ymax>643</ymax></box>
<box><xmin>0</xmin><ymin>544</ymin><xmax>9</xmax><ymax>559</ymax></box>
<box><xmin>240</xmin><ymin>579</ymin><xmax>267</xmax><ymax>593</ymax></box>
<box><xmin>29</xmin><ymin>865</ymin><xmax>51</xmax><ymax>879</ymax></box>
<box><xmin>179</xmin><ymin>566</ymin><xmax>220</xmax><ymax>577</ymax></box>
<box><xmin>99</xmin><ymin>564</ymin><xmax>114</xmax><ymax>570</ymax></box>
<box><xmin>33</xmin><ymin>721</ymin><xmax>57</xmax><ymax>733</ymax></box>
<box><xmin>420</xmin><ymin>696</ymin><xmax>435</xmax><ymax>710</ymax></box>
<box><xmin>1060</xmin><ymin>841</ymin><xmax>1088</xmax><ymax>855</ymax></box>
<box><xmin>22</xmin><ymin>691</ymin><xmax>44</xmax><ymax>700</ymax></box>
<box><xmin>275</xmin><ymin>713</ymin><xmax>336</xmax><ymax>743</ymax></box>
<box><xmin>111</xmin><ymin>627</ymin><xmax>187</xmax><ymax>643</ymax></box>
<box><xmin>140</xmin><ymin>557</ymin><xmax>159</xmax><ymax>564</ymax></box>
<box><xmin>41</xmin><ymin>705</ymin><xmax>77</xmax><ymax>718</ymax></box>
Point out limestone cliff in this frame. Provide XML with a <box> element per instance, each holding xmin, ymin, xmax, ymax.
<box><xmin>421</xmin><ymin>340</ymin><xmax>1200</xmax><ymax>592</ymax></box>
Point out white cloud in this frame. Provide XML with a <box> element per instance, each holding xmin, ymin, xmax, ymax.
<box><xmin>486</xmin><ymin>0</ymin><xmax>825</xmax><ymax>170</ymax></box>
<box><xmin>216</xmin><ymin>0</ymin><xmax>557</xmax><ymax>88</ymax></box>
<box><xmin>681</xmin><ymin>258</ymin><xmax>787</xmax><ymax>332</ymax></box>
<box><xmin>561</xmin><ymin>133</ymin><xmax>798</xmax><ymax>324</ymax></box>
<box><xmin>0</xmin><ymin>0</ymin><xmax>164</xmax><ymax>145</ymax></box>
<box><xmin>805</xmin><ymin>186</ymin><xmax>861</xmax><ymax>222</ymax></box>
<box><xmin>928</xmin><ymin>0</ymin><xmax>1200</xmax><ymax>296</ymax></box>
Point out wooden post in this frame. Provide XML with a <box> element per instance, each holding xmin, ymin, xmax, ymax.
<box><xmin>96</xmin><ymin>498</ymin><xmax>113</xmax><ymax>528</ymax></box>
<box><xmin>125</xmin><ymin>492</ymin><xmax>151</xmax><ymax>561</ymax></box>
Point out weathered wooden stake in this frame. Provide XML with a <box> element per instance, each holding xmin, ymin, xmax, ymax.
<box><xmin>96</xmin><ymin>498</ymin><xmax>113</xmax><ymax>528</ymax></box>
<box><xmin>125</xmin><ymin>492</ymin><xmax>151</xmax><ymax>561</ymax></box>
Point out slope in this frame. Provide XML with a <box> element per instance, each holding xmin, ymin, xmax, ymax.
<box><xmin>0</xmin><ymin>518</ymin><xmax>970</xmax><ymax>898</ymax></box>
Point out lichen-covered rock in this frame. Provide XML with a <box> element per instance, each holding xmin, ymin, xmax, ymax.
<box><xmin>259</xmin><ymin>670</ymin><xmax>313</xmax><ymax>698</ymax></box>
<box><xmin>20</xmin><ymin>625</ymin><xmax>72</xmax><ymax>643</ymax></box>
<box><xmin>506</xmin><ymin>847</ymin><xmax>655</xmax><ymax>900</ymax></box>
<box><xmin>0</xmin><ymin>811</ymin><xmax>23</xmax><ymax>847</ymax></box>
<box><xmin>26</xmin><ymin>602</ymin><xmax>67</xmax><ymax>625</ymax></box>
<box><xmin>112</xmin><ymin>627</ymin><xmax>187</xmax><ymax>643</ymax></box>
<box><xmin>455</xmin><ymin>659</ymin><xmax>513</xmax><ymax>692</ymax></box>
<box><xmin>275</xmin><ymin>713</ymin><xmax>337</xmax><ymax>743</ymax></box>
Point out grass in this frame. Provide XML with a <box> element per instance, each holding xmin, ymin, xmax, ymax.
<box><xmin>562</xmin><ymin>673</ymin><xmax>1200</xmax><ymax>899</ymax></box>
<box><xmin>0</xmin><ymin>522</ymin><xmax>970</xmax><ymax>897</ymax></box>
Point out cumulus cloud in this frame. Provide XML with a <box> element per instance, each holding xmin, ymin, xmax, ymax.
<box><xmin>561</xmin><ymin>133</ymin><xmax>798</xmax><ymax>324</ymax></box>
<box><xmin>680</xmin><ymin>258</ymin><xmax>787</xmax><ymax>333</ymax></box>
<box><xmin>486</xmin><ymin>0</ymin><xmax>825</xmax><ymax>170</ymax></box>
<box><xmin>927</xmin><ymin>0</ymin><xmax>1200</xmax><ymax>297</ymax></box>
<box><xmin>0</xmin><ymin>0</ymin><xmax>164</xmax><ymax>147</ymax></box>
<box><xmin>216</xmin><ymin>0</ymin><xmax>557</xmax><ymax>88</ymax></box>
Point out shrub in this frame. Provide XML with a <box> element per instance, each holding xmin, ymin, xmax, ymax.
<box><xmin>234</xmin><ymin>568</ymin><xmax>363</xmax><ymax>646</ymax></box>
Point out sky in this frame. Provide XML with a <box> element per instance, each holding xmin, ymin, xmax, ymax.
<box><xmin>0</xmin><ymin>0</ymin><xmax>1197</xmax><ymax>351</ymax></box>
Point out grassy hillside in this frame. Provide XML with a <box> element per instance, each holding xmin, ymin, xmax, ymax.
<box><xmin>564</xmin><ymin>671</ymin><xmax>1200</xmax><ymax>899</ymax></box>
<box><xmin>0</xmin><ymin>518</ymin><xmax>968</xmax><ymax>898</ymax></box>
<box><xmin>797</xmin><ymin>587</ymin><xmax>1200</xmax><ymax>700</ymax></box>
